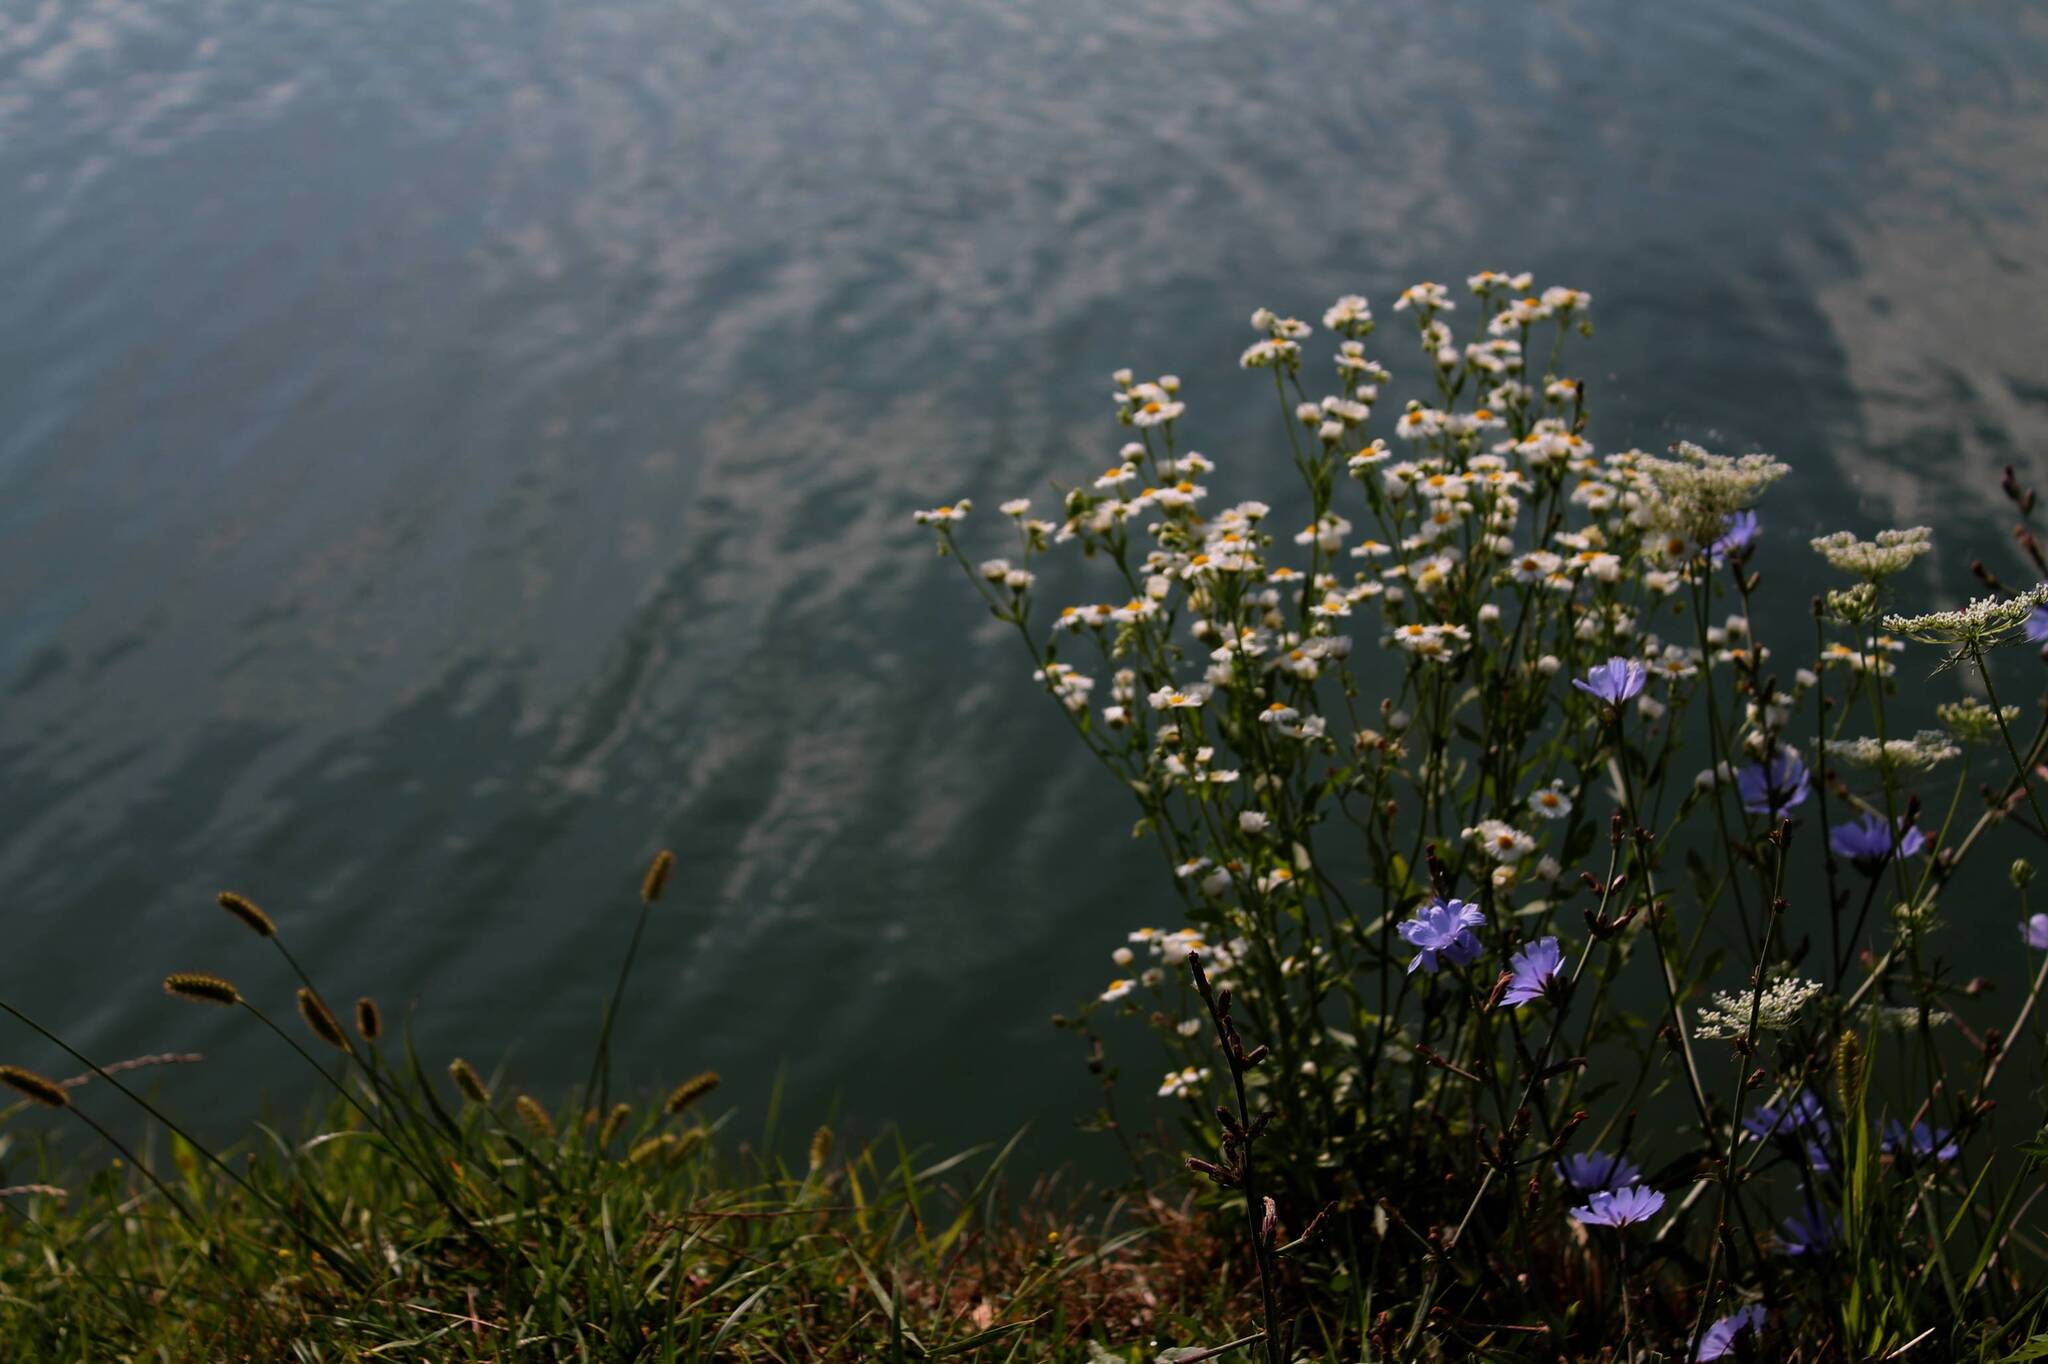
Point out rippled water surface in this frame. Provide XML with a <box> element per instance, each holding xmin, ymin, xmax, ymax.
<box><xmin>3</xmin><ymin>0</ymin><xmax>2046</xmax><ymax>1157</ymax></box>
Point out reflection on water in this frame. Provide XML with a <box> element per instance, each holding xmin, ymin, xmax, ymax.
<box><xmin>1</xmin><ymin>0</ymin><xmax>2045</xmax><ymax>1159</ymax></box>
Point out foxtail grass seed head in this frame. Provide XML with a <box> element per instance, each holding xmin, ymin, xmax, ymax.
<box><xmin>295</xmin><ymin>988</ymin><xmax>348</xmax><ymax>1051</ymax></box>
<box><xmin>448</xmin><ymin>1058</ymin><xmax>491</xmax><ymax>1105</ymax></box>
<box><xmin>1835</xmin><ymin>1032</ymin><xmax>1865</xmax><ymax>1116</ymax></box>
<box><xmin>215</xmin><ymin>891</ymin><xmax>277</xmax><ymax>938</ymax></box>
<box><xmin>641</xmin><ymin>848</ymin><xmax>676</xmax><ymax>904</ymax></box>
<box><xmin>628</xmin><ymin>1134</ymin><xmax>675</xmax><ymax>1166</ymax></box>
<box><xmin>164</xmin><ymin>972</ymin><xmax>241</xmax><ymax>1007</ymax></box>
<box><xmin>809</xmin><ymin>1124</ymin><xmax>834</xmax><ymax>1172</ymax></box>
<box><xmin>354</xmin><ymin>996</ymin><xmax>382</xmax><ymax>1043</ymax></box>
<box><xmin>670</xmin><ymin>1127</ymin><xmax>706</xmax><ymax>1162</ymax></box>
<box><xmin>664</xmin><ymin>1070</ymin><xmax>720</xmax><ymax>1116</ymax></box>
<box><xmin>598</xmin><ymin>1102</ymin><xmax>631</xmax><ymax>1149</ymax></box>
<box><xmin>0</xmin><ymin>1065</ymin><xmax>70</xmax><ymax>1109</ymax></box>
<box><xmin>514</xmin><ymin>1094</ymin><xmax>557</xmax><ymax>1141</ymax></box>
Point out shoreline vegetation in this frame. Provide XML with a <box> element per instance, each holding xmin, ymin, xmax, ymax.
<box><xmin>8</xmin><ymin>275</ymin><xmax>2048</xmax><ymax>1360</ymax></box>
<box><xmin>0</xmin><ymin>867</ymin><xmax>1249</xmax><ymax>1361</ymax></box>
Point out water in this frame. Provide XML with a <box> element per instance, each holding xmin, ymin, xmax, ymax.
<box><xmin>2</xmin><ymin>0</ymin><xmax>2045</xmax><ymax>1164</ymax></box>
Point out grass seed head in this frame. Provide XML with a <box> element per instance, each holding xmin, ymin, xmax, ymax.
<box><xmin>514</xmin><ymin>1094</ymin><xmax>557</xmax><ymax>1141</ymax></box>
<box><xmin>598</xmin><ymin>1102</ymin><xmax>631</xmax><ymax>1149</ymax></box>
<box><xmin>448</xmin><ymin>1058</ymin><xmax>491</xmax><ymax>1105</ymax></box>
<box><xmin>0</xmin><ymin>1065</ymin><xmax>70</xmax><ymax>1109</ymax></box>
<box><xmin>215</xmin><ymin>891</ymin><xmax>277</xmax><ymax>938</ymax></box>
<box><xmin>641</xmin><ymin>848</ymin><xmax>676</xmax><ymax>904</ymax></box>
<box><xmin>295</xmin><ymin>988</ymin><xmax>348</xmax><ymax>1051</ymax></box>
<box><xmin>164</xmin><ymin>973</ymin><xmax>241</xmax><ymax>1007</ymax></box>
<box><xmin>628</xmin><ymin>1133</ymin><xmax>675</xmax><ymax>1166</ymax></box>
<box><xmin>664</xmin><ymin>1070</ymin><xmax>720</xmax><ymax>1116</ymax></box>
<box><xmin>809</xmin><ymin>1124</ymin><xmax>834</xmax><ymax>1171</ymax></box>
<box><xmin>354</xmin><ymin>996</ymin><xmax>382</xmax><ymax>1043</ymax></box>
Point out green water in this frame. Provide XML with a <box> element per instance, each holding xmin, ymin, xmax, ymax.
<box><xmin>1</xmin><ymin>0</ymin><xmax>2045</xmax><ymax>1165</ymax></box>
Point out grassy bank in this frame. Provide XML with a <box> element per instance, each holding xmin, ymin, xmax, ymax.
<box><xmin>0</xmin><ymin>867</ymin><xmax>1247</xmax><ymax>1361</ymax></box>
<box><xmin>0</xmin><ymin>1071</ymin><xmax>1238</xmax><ymax>1360</ymax></box>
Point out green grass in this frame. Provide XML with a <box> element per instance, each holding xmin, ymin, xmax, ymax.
<box><xmin>0</xmin><ymin>865</ymin><xmax>1256</xmax><ymax>1362</ymax></box>
<box><xmin>0</xmin><ymin>1049</ymin><xmax>1259</xmax><ymax>1361</ymax></box>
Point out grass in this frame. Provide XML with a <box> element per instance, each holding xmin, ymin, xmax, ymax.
<box><xmin>0</xmin><ymin>1082</ymin><xmax>1245</xmax><ymax>1360</ymax></box>
<box><xmin>0</xmin><ymin>860</ymin><xmax>1255</xmax><ymax>1362</ymax></box>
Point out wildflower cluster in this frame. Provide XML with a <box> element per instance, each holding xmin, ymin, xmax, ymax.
<box><xmin>924</xmin><ymin>279</ymin><xmax>2048</xmax><ymax>1359</ymax></box>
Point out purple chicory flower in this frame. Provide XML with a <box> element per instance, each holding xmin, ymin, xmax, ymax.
<box><xmin>1696</xmin><ymin>1304</ymin><xmax>1767</xmax><ymax>1362</ymax></box>
<box><xmin>1572</xmin><ymin>656</ymin><xmax>1647</xmax><ymax>706</ymax></box>
<box><xmin>1734</xmin><ymin>750</ymin><xmax>1811</xmax><ymax>816</ymax></box>
<box><xmin>1882</xmin><ymin>1120</ymin><xmax>1960</xmax><ymax>1164</ymax></box>
<box><xmin>1710</xmin><ymin>511</ymin><xmax>1759</xmax><ymax>566</ymax></box>
<box><xmin>1501</xmin><ymin>936</ymin><xmax>1565</xmax><ymax>1007</ymax></box>
<box><xmin>2026</xmin><ymin>604</ymin><xmax>2048</xmax><ymax>643</ymax></box>
<box><xmin>2026</xmin><ymin>913</ymin><xmax>2048</xmax><ymax>949</ymax></box>
<box><xmin>1398</xmin><ymin>899</ymin><xmax>1486</xmax><ymax>975</ymax></box>
<box><xmin>1555</xmin><ymin>1151</ymin><xmax>1642</xmax><ymax>1196</ymax></box>
<box><xmin>1741</xmin><ymin>1090</ymin><xmax>1829</xmax><ymax>1142</ymax></box>
<box><xmin>1570</xmin><ymin>1184</ymin><xmax>1665</xmax><ymax>1228</ymax></box>
<box><xmin>1780</xmin><ymin>1204</ymin><xmax>1840</xmax><ymax>1257</ymax></box>
<box><xmin>1827</xmin><ymin>813</ymin><xmax>1926</xmax><ymax>874</ymax></box>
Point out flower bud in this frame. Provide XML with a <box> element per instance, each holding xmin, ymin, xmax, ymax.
<box><xmin>2014</xmin><ymin>858</ymin><xmax>2036</xmax><ymax>889</ymax></box>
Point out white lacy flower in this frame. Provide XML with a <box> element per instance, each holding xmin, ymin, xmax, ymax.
<box><xmin>1810</xmin><ymin>527</ymin><xmax>1933</xmax><ymax>580</ymax></box>
<box><xmin>1697</xmin><ymin>978</ymin><xmax>1824</xmax><ymax>1039</ymax></box>
<box><xmin>1884</xmin><ymin>585</ymin><xmax>2048</xmax><ymax>663</ymax></box>
<box><xmin>1824</xmin><ymin>731</ymin><xmax>1960</xmax><ymax>772</ymax></box>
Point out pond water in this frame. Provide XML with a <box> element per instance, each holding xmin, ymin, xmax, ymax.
<box><xmin>3</xmin><ymin>0</ymin><xmax>2046</xmax><ymax>1165</ymax></box>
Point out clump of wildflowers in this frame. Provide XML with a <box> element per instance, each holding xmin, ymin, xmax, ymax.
<box><xmin>922</xmin><ymin>280</ymin><xmax>2048</xmax><ymax>1358</ymax></box>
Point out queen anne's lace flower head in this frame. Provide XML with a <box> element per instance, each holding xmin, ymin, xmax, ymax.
<box><xmin>1809</xmin><ymin>526</ymin><xmax>1932</xmax><ymax>580</ymax></box>
<box><xmin>1939</xmin><ymin>696</ymin><xmax>2020</xmax><ymax>744</ymax></box>
<box><xmin>1823</xmin><ymin>731</ymin><xmax>1959</xmax><ymax>772</ymax></box>
<box><xmin>1635</xmin><ymin>442</ymin><xmax>1790</xmax><ymax>551</ymax></box>
<box><xmin>1697</xmin><ymin>978</ymin><xmax>1824</xmax><ymax>1039</ymax></box>
<box><xmin>1884</xmin><ymin>584</ymin><xmax>2048</xmax><ymax>668</ymax></box>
